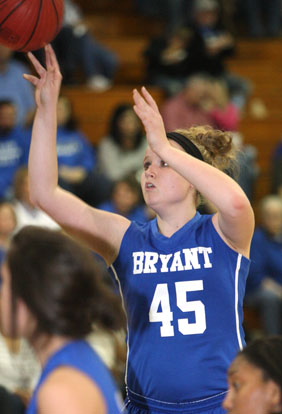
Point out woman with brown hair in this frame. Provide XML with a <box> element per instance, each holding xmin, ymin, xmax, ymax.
<box><xmin>0</xmin><ymin>226</ymin><xmax>125</xmax><ymax>414</ymax></box>
<box><xmin>25</xmin><ymin>45</ymin><xmax>254</xmax><ymax>414</ymax></box>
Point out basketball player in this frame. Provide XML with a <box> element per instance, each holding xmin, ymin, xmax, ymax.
<box><xmin>223</xmin><ymin>336</ymin><xmax>282</xmax><ymax>414</ymax></box>
<box><xmin>0</xmin><ymin>226</ymin><xmax>125</xmax><ymax>414</ymax></box>
<box><xmin>24</xmin><ymin>44</ymin><xmax>254</xmax><ymax>414</ymax></box>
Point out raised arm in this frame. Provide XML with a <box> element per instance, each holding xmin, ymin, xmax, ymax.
<box><xmin>25</xmin><ymin>45</ymin><xmax>130</xmax><ymax>265</ymax></box>
<box><xmin>133</xmin><ymin>87</ymin><xmax>254</xmax><ymax>256</ymax></box>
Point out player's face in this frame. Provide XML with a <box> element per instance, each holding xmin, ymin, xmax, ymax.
<box><xmin>223</xmin><ymin>356</ymin><xmax>280</xmax><ymax>414</ymax></box>
<box><xmin>140</xmin><ymin>141</ymin><xmax>192</xmax><ymax>213</ymax></box>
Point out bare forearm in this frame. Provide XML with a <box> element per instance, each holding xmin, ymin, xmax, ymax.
<box><xmin>28</xmin><ymin>105</ymin><xmax>58</xmax><ymax>207</ymax></box>
<box><xmin>160</xmin><ymin>144</ymin><xmax>249</xmax><ymax>216</ymax></box>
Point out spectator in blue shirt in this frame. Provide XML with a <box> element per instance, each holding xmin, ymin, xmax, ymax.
<box><xmin>0</xmin><ymin>45</ymin><xmax>35</xmax><ymax>127</ymax></box>
<box><xmin>245</xmin><ymin>195</ymin><xmax>282</xmax><ymax>335</ymax></box>
<box><xmin>0</xmin><ymin>100</ymin><xmax>30</xmax><ymax>200</ymax></box>
<box><xmin>98</xmin><ymin>175</ymin><xmax>153</xmax><ymax>223</ymax></box>
<box><xmin>56</xmin><ymin>95</ymin><xmax>112</xmax><ymax>206</ymax></box>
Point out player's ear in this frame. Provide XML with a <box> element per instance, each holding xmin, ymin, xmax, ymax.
<box><xmin>265</xmin><ymin>380</ymin><xmax>282</xmax><ymax>414</ymax></box>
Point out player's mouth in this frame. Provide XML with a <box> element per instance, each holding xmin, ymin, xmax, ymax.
<box><xmin>145</xmin><ymin>182</ymin><xmax>155</xmax><ymax>190</ymax></box>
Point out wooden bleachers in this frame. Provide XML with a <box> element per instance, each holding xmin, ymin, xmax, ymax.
<box><xmin>76</xmin><ymin>0</ymin><xmax>136</xmax><ymax>14</ymax></box>
<box><xmin>93</xmin><ymin>37</ymin><xmax>148</xmax><ymax>84</ymax></box>
<box><xmin>85</xmin><ymin>14</ymin><xmax>164</xmax><ymax>39</ymax></box>
<box><xmin>61</xmin><ymin>85</ymin><xmax>164</xmax><ymax>145</ymax></box>
<box><xmin>225</xmin><ymin>39</ymin><xmax>282</xmax><ymax>200</ymax></box>
<box><xmin>61</xmin><ymin>0</ymin><xmax>282</xmax><ymax>202</ymax></box>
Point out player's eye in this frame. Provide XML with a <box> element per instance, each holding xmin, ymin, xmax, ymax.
<box><xmin>231</xmin><ymin>381</ymin><xmax>240</xmax><ymax>391</ymax></box>
<box><xmin>143</xmin><ymin>161</ymin><xmax>151</xmax><ymax>170</ymax></box>
<box><xmin>161</xmin><ymin>160</ymin><xmax>168</xmax><ymax>167</ymax></box>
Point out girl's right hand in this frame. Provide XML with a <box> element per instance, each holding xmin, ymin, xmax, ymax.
<box><xmin>133</xmin><ymin>86</ymin><xmax>170</xmax><ymax>157</ymax></box>
<box><xmin>23</xmin><ymin>44</ymin><xmax>62</xmax><ymax>108</ymax></box>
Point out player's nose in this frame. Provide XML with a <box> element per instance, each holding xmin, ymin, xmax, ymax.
<box><xmin>222</xmin><ymin>390</ymin><xmax>233</xmax><ymax>412</ymax></box>
<box><xmin>145</xmin><ymin>165</ymin><xmax>156</xmax><ymax>178</ymax></box>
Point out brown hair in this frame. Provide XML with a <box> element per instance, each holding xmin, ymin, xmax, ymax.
<box><xmin>175</xmin><ymin>125</ymin><xmax>238</xmax><ymax>206</ymax></box>
<box><xmin>6</xmin><ymin>226</ymin><xmax>126</xmax><ymax>341</ymax></box>
<box><xmin>175</xmin><ymin>125</ymin><xmax>237</xmax><ymax>172</ymax></box>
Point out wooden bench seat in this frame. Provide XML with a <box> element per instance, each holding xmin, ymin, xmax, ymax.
<box><xmin>61</xmin><ymin>85</ymin><xmax>165</xmax><ymax>145</ymax></box>
<box><xmin>60</xmin><ymin>34</ymin><xmax>282</xmax><ymax>201</ymax></box>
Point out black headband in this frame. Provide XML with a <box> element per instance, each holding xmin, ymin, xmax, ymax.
<box><xmin>166</xmin><ymin>132</ymin><xmax>204</xmax><ymax>161</ymax></box>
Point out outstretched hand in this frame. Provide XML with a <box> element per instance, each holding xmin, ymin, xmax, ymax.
<box><xmin>133</xmin><ymin>86</ymin><xmax>169</xmax><ymax>155</ymax></box>
<box><xmin>23</xmin><ymin>44</ymin><xmax>62</xmax><ymax>108</ymax></box>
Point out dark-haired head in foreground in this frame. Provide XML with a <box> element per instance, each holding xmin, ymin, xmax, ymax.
<box><xmin>0</xmin><ymin>226</ymin><xmax>126</xmax><ymax>414</ymax></box>
<box><xmin>223</xmin><ymin>336</ymin><xmax>282</xmax><ymax>414</ymax></box>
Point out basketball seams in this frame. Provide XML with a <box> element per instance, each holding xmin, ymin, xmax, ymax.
<box><xmin>18</xmin><ymin>0</ymin><xmax>43</xmax><ymax>52</ymax></box>
<box><xmin>50</xmin><ymin>0</ymin><xmax>62</xmax><ymax>38</ymax></box>
<box><xmin>0</xmin><ymin>0</ymin><xmax>10</xmax><ymax>7</ymax></box>
<box><xmin>0</xmin><ymin>0</ymin><xmax>26</xmax><ymax>27</ymax></box>
<box><xmin>50</xmin><ymin>0</ymin><xmax>59</xmax><ymax>25</ymax></box>
<box><xmin>0</xmin><ymin>0</ymin><xmax>63</xmax><ymax>52</ymax></box>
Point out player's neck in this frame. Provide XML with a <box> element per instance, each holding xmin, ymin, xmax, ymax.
<box><xmin>156</xmin><ymin>208</ymin><xmax>197</xmax><ymax>238</ymax></box>
<box><xmin>33</xmin><ymin>335</ymin><xmax>72</xmax><ymax>367</ymax></box>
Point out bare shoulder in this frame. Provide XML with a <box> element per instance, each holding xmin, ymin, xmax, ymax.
<box><xmin>37</xmin><ymin>366</ymin><xmax>106</xmax><ymax>414</ymax></box>
<box><xmin>80</xmin><ymin>205</ymin><xmax>132</xmax><ymax>264</ymax></box>
<box><xmin>212</xmin><ymin>212</ymin><xmax>254</xmax><ymax>258</ymax></box>
<box><xmin>54</xmin><ymin>193</ymin><xmax>131</xmax><ymax>265</ymax></box>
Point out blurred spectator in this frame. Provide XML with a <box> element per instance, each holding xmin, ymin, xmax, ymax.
<box><xmin>186</xmin><ymin>0</ymin><xmax>251</xmax><ymax>108</ymax></box>
<box><xmin>206</xmin><ymin>78</ymin><xmax>240</xmax><ymax>131</ymax></box>
<box><xmin>1</xmin><ymin>206</ymin><xmax>38</xmax><ymax>412</ymax></box>
<box><xmin>12</xmin><ymin>168</ymin><xmax>60</xmax><ymax>232</ymax></box>
<box><xmin>0</xmin><ymin>100</ymin><xmax>30</xmax><ymax>200</ymax></box>
<box><xmin>232</xmin><ymin>132</ymin><xmax>259</xmax><ymax>202</ymax></box>
<box><xmin>271</xmin><ymin>135</ymin><xmax>282</xmax><ymax>197</ymax></box>
<box><xmin>0</xmin><ymin>201</ymin><xmax>17</xmax><ymax>266</ymax></box>
<box><xmin>87</xmin><ymin>327</ymin><xmax>127</xmax><ymax>397</ymax></box>
<box><xmin>143</xmin><ymin>26</ymin><xmax>199</xmax><ymax>96</ymax></box>
<box><xmin>97</xmin><ymin>103</ymin><xmax>147</xmax><ymax>182</ymax></box>
<box><xmin>0</xmin><ymin>325</ymin><xmax>40</xmax><ymax>408</ymax></box>
<box><xmin>239</xmin><ymin>0</ymin><xmax>281</xmax><ymax>37</ymax></box>
<box><xmin>135</xmin><ymin>0</ymin><xmax>194</xmax><ymax>34</ymax></box>
<box><xmin>160</xmin><ymin>74</ymin><xmax>217</xmax><ymax>131</ymax></box>
<box><xmin>0</xmin><ymin>385</ymin><xmax>25</xmax><ymax>414</ymax></box>
<box><xmin>98</xmin><ymin>175</ymin><xmax>152</xmax><ymax>223</ymax></box>
<box><xmin>56</xmin><ymin>95</ymin><xmax>112</xmax><ymax>207</ymax></box>
<box><xmin>0</xmin><ymin>45</ymin><xmax>35</xmax><ymax>127</ymax></box>
<box><xmin>245</xmin><ymin>195</ymin><xmax>282</xmax><ymax>335</ymax></box>
<box><xmin>52</xmin><ymin>0</ymin><xmax>119</xmax><ymax>90</ymax></box>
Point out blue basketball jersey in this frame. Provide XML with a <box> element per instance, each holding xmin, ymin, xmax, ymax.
<box><xmin>27</xmin><ymin>340</ymin><xmax>123</xmax><ymax>414</ymax></box>
<box><xmin>111</xmin><ymin>212</ymin><xmax>250</xmax><ymax>412</ymax></box>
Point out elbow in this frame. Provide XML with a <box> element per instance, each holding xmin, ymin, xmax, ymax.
<box><xmin>229</xmin><ymin>190</ymin><xmax>253</xmax><ymax>218</ymax></box>
<box><xmin>29</xmin><ymin>192</ymin><xmax>41</xmax><ymax>209</ymax></box>
<box><xmin>28</xmin><ymin>185</ymin><xmax>44</xmax><ymax>209</ymax></box>
<box><xmin>28</xmin><ymin>184</ymin><xmax>51</xmax><ymax>210</ymax></box>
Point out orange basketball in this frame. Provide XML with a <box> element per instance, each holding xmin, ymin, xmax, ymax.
<box><xmin>0</xmin><ymin>0</ymin><xmax>64</xmax><ymax>52</ymax></box>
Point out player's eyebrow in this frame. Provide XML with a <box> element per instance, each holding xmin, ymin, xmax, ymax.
<box><xmin>227</xmin><ymin>366</ymin><xmax>238</xmax><ymax>377</ymax></box>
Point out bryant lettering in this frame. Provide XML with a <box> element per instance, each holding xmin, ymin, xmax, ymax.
<box><xmin>132</xmin><ymin>247</ymin><xmax>213</xmax><ymax>274</ymax></box>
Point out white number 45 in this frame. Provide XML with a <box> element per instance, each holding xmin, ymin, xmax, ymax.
<box><xmin>149</xmin><ymin>281</ymin><xmax>206</xmax><ymax>337</ymax></box>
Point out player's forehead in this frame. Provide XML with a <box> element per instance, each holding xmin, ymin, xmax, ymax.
<box><xmin>227</xmin><ymin>356</ymin><xmax>261</xmax><ymax>381</ymax></box>
<box><xmin>144</xmin><ymin>140</ymin><xmax>185</xmax><ymax>159</ymax></box>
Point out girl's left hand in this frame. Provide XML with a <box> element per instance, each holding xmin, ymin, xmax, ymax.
<box><xmin>133</xmin><ymin>87</ymin><xmax>169</xmax><ymax>156</ymax></box>
<box><xmin>23</xmin><ymin>44</ymin><xmax>62</xmax><ymax>109</ymax></box>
